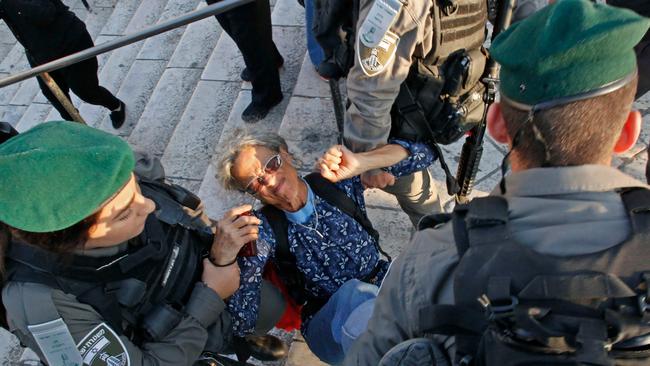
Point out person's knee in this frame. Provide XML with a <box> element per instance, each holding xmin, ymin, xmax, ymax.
<box><xmin>336</xmin><ymin>279</ymin><xmax>379</xmax><ymax>303</ymax></box>
<box><xmin>341</xmin><ymin>298</ymin><xmax>376</xmax><ymax>352</ymax></box>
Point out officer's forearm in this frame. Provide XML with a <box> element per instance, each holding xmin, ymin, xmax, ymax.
<box><xmin>355</xmin><ymin>144</ymin><xmax>409</xmax><ymax>173</ymax></box>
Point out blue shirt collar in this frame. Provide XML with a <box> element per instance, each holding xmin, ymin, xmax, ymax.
<box><xmin>284</xmin><ymin>179</ymin><xmax>315</xmax><ymax>224</ymax></box>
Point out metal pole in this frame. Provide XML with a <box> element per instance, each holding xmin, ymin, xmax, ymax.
<box><xmin>0</xmin><ymin>0</ymin><xmax>253</xmax><ymax>88</ymax></box>
<box><xmin>329</xmin><ymin>79</ymin><xmax>345</xmax><ymax>144</ymax></box>
<box><xmin>40</xmin><ymin>72</ymin><xmax>85</xmax><ymax>124</ymax></box>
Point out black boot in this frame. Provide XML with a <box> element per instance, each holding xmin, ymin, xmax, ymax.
<box><xmin>240</xmin><ymin>55</ymin><xmax>285</xmax><ymax>82</ymax></box>
<box><xmin>110</xmin><ymin>100</ymin><xmax>126</xmax><ymax>129</ymax></box>
<box><xmin>241</xmin><ymin>93</ymin><xmax>283</xmax><ymax>123</ymax></box>
<box><xmin>232</xmin><ymin>334</ymin><xmax>289</xmax><ymax>362</ymax></box>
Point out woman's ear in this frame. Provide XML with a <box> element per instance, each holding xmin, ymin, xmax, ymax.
<box><xmin>487</xmin><ymin>102</ymin><xmax>511</xmax><ymax>145</ymax></box>
<box><xmin>613</xmin><ymin>110</ymin><xmax>642</xmax><ymax>154</ymax></box>
<box><xmin>280</xmin><ymin>147</ymin><xmax>293</xmax><ymax>165</ymax></box>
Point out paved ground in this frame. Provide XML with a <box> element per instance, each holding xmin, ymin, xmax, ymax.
<box><xmin>0</xmin><ymin>0</ymin><xmax>648</xmax><ymax>364</ymax></box>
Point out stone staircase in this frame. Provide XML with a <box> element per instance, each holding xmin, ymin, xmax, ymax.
<box><xmin>0</xmin><ymin>0</ymin><xmax>649</xmax><ymax>364</ymax></box>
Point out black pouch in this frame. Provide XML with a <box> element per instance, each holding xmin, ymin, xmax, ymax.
<box><xmin>432</xmin><ymin>81</ymin><xmax>486</xmax><ymax>145</ymax></box>
<box><xmin>390</xmin><ymin>63</ymin><xmax>446</xmax><ymax>142</ymax></box>
<box><xmin>441</xmin><ymin>48</ymin><xmax>487</xmax><ymax>98</ymax></box>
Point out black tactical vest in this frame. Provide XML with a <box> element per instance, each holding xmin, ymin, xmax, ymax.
<box><xmin>5</xmin><ymin>178</ymin><xmax>212</xmax><ymax>344</ymax></box>
<box><xmin>414</xmin><ymin>189</ymin><xmax>650</xmax><ymax>366</ymax></box>
<box><xmin>391</xmin><ymin>0</ymin><xmax>489</xmax><ymax>146</ymax></box>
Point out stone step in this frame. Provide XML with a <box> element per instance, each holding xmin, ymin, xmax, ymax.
<box><xmin>0</xmin><ymin>22</ymin><xmax>15</xmax><ymax>44</ymax></box>
<box><xmin>0</xmin><ymin>44</ymin><xmax>29</xmax><ymax>82</ymax></box>
<box><xmin>270</xmin><ymin>0</ymin><xmax>305</xmax><ymax>27</ymax></box>
<box><xmin>278</xmin><ymin>95</ymin><xmax>338</xmax><ymax>172</ymax></box>
<box><xmin>167</xmin><ymin>3</ymin><xmax>222</xmax><ymax>69</ymax></box>
<box><xmin>96</xmin><ymin>58</ymin><xmax>167</xmax><ymax>132</ymax></box>
<box><xmin>100</xmin><ymin>0</ymin><xmax>143</xmax><ymax>36</ymax></box>
<box><xmin>292</xmin><ymin>55</ymin><xmax>329</xmax><ymax>99</ymax></box>
<box><xmin>0</xmin><ymin>104</ymin><xmax>26</xmax><ymax>125</ymax></box>
<box><xmin>77</xmin><ymin>5</ymin><xmax>114</xmax><ymax>39</ymax></box>
<box><xmin>127</xmin><ymin>67</ymin><xmax>203</xmax><ymax>155</ymax></box>
<box><xmin>200</xmin><ymin>25</ymin><xmax>243</xmax><ymax>83</ymax></box>
<box><xmin>137</xmin><ymin>0</ymin><xmax>202</xmax><ymax>62</ymax></box>
<box><xmin>161</xmin><ymin>79</ymin><xmax>240</xmax><ymax>192</ymax></box>
<box><xmin>15</xmin><ymin>103</ymin><xmax>51</xmax><ymax>132</ymax></box>
<box><xmin>0</xmin><ymin>43</ymin><xmax>14</xmax><ymax>63</ymax></box>
<box><xmin>9</xmin><ymin>77</ymin><xmax>39</xmax><ymax>107</ymax></box>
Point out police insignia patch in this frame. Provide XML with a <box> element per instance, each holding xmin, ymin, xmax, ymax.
<box><xmin>357</xmin><ymin>30</ymin><xmax>400</xmax><ymax>77</ymax></box>
<box><xmin>77</xmin><ymin>323</ymin><xmax>130</xmax><ymax>366</ymax></box>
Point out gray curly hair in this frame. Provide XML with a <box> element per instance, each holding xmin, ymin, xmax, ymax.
<box><xmin>214</xmin><ymin>130</ymin><xmax>290</xmax><ymax>191</ymax></box>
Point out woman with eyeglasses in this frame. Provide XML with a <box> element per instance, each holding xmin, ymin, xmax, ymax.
<box><xmin>215</xmin><ymin>132</ymin><xmax>436</xmax><ymax>364</ymax></box>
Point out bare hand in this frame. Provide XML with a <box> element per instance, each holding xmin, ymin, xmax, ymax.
<box><xmin>201</xmin><ymin>258</ymin><xmax>241</xmax><ymax>299</ymax></box>
<box><xmin>211</xmin><ymin>205</ymin><xmax>260</xmax><ymax>265</ymax></box>
<box><xmin>317</xmin><ymin>145</ymin><xmax>363</xmax><ymax>182</ymax></box>
<box><xmin>361</xmin><ymin>170</ymin><xmax>396</xmax><ymax>189</ymax></box>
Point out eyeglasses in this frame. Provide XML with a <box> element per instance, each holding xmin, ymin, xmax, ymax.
<box><xmin>243</xmin><ymin>154</ymin><xmax>282</xmax><ymax>195</ymax></box>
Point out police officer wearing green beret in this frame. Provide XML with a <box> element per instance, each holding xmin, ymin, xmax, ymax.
<box><xmin>343</xmin><ymin>1</ymin><xmax>650</xmax><ymax>365</ymax></box>
<box><xmin>0</xmin><ymin>122</ymin><xmax>285</xmax><ymax>365</ymax></box>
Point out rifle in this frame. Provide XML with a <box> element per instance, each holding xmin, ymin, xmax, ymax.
<box><xmin>455</xmin><ymin>0</ymin><xmax>516</xmax><ymax>203</ymax></box>
<box><xmin>330</xmin><ymin>79</ymin><xmax>346</xmax><ymax>144</ymax></box>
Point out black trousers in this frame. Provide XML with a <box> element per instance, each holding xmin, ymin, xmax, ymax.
<box><xmin>30</xmin><ymin>31</ymin><xmax>121</xmax><ymax>121</ymax></box>
<box><xmin>207</xmin><ymin>0</ymin><xmax>282</xmax><ymax>105</ymax></box>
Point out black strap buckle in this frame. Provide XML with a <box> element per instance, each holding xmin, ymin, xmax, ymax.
<box><xmin>478</xmin><ymin>294</ymin><xmax>519</xmax><ymax>320</ymax></box>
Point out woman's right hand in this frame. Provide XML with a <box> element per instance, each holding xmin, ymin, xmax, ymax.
<box><xmin>318</xmin><ymin>145</ymin><xmax>363</xmax><ymax>182</ymax></box>
<box><xmin>210</xmin><ymin>205</ymin><xmax>260</xmax><ymax>266</ymax></box>
<box><xmin>201</xmin><ymin>258</ymin><xmax>241</xmax><ymax>299</ymax></box>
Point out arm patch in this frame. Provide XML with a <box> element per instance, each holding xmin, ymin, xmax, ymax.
<box><xmin>77</xmin><ymin>323</ymin><xmax>130</xmax><ymax>366</ymax></box>
<box><xmin>357</xmin><ymin>30</ymin><xmax>400</xmax><ymax>77</ymax></box>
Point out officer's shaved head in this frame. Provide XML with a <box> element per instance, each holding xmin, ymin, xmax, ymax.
<box><xmin>500</xmin><ymin>77</ymin><xmax>638</xmax><ymax>169</ymax></box>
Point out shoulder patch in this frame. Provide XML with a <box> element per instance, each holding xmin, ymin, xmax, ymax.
<box><xmin>358</xmin><ymin>0</ymin><xmax>403</xmax><ymax>48</ymax></box>
<box><xmin>28</xmin><ymin>318</ymin><xmax>84</xmax><ymax>366</ymax></box>
<box><xmin>357</xmin><ymin>30</ymin><xmax>400</xmax><ymax>77</ymax></box>
<box><xmin>77</xmin><ymin>323</ymin><xmax>130</xmax><ymax>366</ymax></box>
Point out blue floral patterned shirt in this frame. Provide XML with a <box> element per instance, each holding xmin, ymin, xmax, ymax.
<box><xmin>226</xmin><ymin>139</ymin><xmax>436</xmax><ymax>335</ymax></box>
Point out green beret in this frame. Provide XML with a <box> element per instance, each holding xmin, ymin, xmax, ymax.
<box><xmin>0</xmin><ymin>121</ymin><xmax>135</xmax><ymax>232</ymax></box>
<box><xmin>491</xmin><ymin>0</ymin><xmax>650</xmax><ymax>107</ymax></box>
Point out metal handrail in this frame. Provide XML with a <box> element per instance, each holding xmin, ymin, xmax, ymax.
<box><xmin>0</xmin><ymin>0</ymin><xmax>253</xmax><ymax>88</ymax></box>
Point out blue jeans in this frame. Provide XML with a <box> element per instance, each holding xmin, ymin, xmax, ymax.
<box><xmin>303</xmin><ymin>279</ymin><xmax>378</xmax><ymax>365</ymax></box>
<box><xmin>305</xmin><ymin>0</ymin><xmax>325</xmax><ymax>67</ymax></box>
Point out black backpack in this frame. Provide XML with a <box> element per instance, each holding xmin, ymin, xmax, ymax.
<box><xmin>382</xmin><ymin>189</ymin><xmax>650</xmax><ymax>365</ymax></box>
<box><xmin>260</xmin><ymin>173</ymin><xmax>389</xmax><ymax>318</ymax></box>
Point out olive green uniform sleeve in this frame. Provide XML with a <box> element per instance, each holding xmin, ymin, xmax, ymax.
<box><xmin>343</xmin><ymin>0</ymin><xmax>434</xmax><ymax>153</ymax></box>
<box><xmin>3</xmin><ymin>281</ymin><xmax>230</xmax><ymax>366</ymax></box>
<box><xmin>343</xmin><ymin>224</ymin><xmax>458</xmax><ymax>365</ymax></box>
